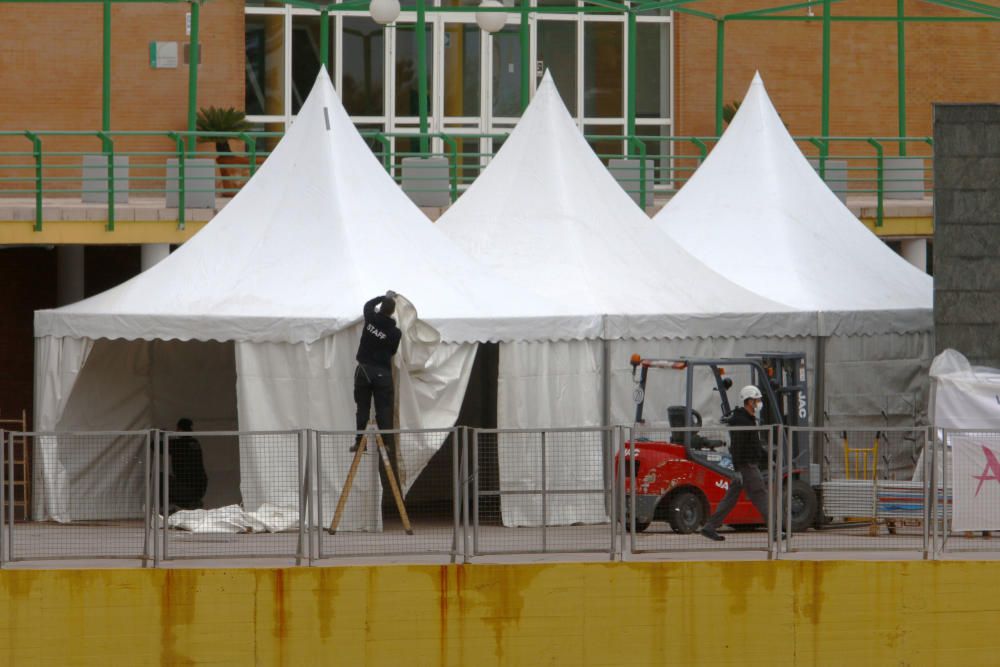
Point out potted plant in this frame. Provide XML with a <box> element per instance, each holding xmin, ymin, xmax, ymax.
<box><xmin>196</xmin><ymin>106</ymin><xmax>253</xmax><ymax>195</ymax></box>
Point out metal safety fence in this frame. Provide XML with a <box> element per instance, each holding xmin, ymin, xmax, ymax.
<box><xmin>2</xmin><ymin>426</ymin><xmax>999</xmax><ymax>565</ymax></box>
<box><xmin>466</xmin><ymin>426</ymin><xmax>617</xmax><ymax>559</ymax></box>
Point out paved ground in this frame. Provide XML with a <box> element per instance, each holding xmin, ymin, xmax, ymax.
<box><xmin>2</xmin><ymin>517</ymin><xmax>995</xmax><ymax>569</ymax></box>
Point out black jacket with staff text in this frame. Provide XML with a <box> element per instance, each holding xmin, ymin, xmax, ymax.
<box><xmin>356</xmin><ymin>296</ymin><xmax>402</xmax><ymax>369</ymax></box>
<box><xmin>728</xmin><ymin>406</ymin><xmax>767</xmax><ymax>467</ymax></box>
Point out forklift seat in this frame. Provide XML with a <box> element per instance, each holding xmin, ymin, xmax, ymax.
<box><xmin>666</xmin><ymin>406</ymin><xmax>725</xmax><ymax>450</ymax></box>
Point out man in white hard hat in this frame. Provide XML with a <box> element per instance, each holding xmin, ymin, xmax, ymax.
<box><xmin>700</xmin><ymin>384</ymin><xmax>770</xmax><ymax>541</ymax></box>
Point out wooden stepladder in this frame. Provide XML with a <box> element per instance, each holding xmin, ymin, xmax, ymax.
<box><xmin>328</xmin><ymin>422</ymin><xmax>413</xmax><ymax>535</ymax></box>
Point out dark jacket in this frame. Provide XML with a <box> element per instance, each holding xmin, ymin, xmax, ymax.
<box><xmin>356</xmin><ymin>296</ymin><xmax>402</xmax><ymax>369</ymax></box>
<box><xmin>169</xmin><ymin>435</ymin><xmax>208</xmax><ymax>509</ymax></box>
<box><xmin>728</xmin><ymin>406</ymin><xmax>767</xmax><ymax>467</ymax></box>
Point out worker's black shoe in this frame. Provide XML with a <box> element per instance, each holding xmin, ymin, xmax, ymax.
<box><xmin>700</xmin><ymin>527</ymin><xmax>725</xmax><ymax>542</ymax></box>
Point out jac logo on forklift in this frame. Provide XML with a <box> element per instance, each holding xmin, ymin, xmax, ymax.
<box><xmin>716</xmin><ymin>479</ymin><xmax>729</xmax><ymax>491</ymax></box>
<box><xmin>798</xmin><ymin>393</ymin><xmax>808</xmax><ymax>420</ymax></box>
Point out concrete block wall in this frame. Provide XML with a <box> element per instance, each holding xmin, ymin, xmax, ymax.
<box><xmin>933</xmin><ymin>104</ymin><xmax>1000</xmax><ymax>368</ymax></box>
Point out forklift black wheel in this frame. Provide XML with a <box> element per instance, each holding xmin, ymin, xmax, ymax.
<box><xmin>787</xmin><ymin>478</ymin><xmax>819</xmax><ymax>533</ymax></box>
<box><xmin>666</xmin><ymin>490</ymin><xmax>707</xmax><ymax>534</ymax></box>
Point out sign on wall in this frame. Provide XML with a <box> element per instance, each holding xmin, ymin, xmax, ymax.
<box><xmin>951</xmin><ymin>432</ymin><xmax>1000</xmax><ymax>531</ymax></box>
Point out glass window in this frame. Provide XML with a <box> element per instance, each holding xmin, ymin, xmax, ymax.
<box><xmin>491</xmin><ymin>25</ymin><xmax>522</xmax><ymax>117</ymax></box>
<box><xmin>245</xmin><ymin>14</ymin><xmax>285</xmax><ymax>116</ymax></box>
<box><xmin>583</xmin><ymin>21</ymin><xmax>623</xmax><ymax>118</ymax></box>
<box><xmin>537</xmin><ymin>20</ymin><xmax>577</xmax><ymax>116</ymax></box>
<box><xmin>292</xmin><ymin>15</ymin><xmax>336</xmax><ymax>114</ymax></box>
<box><xmin>395</xmin><ymin>24</ymin><xmax>435</xmax><ymax>117</ymax></box>
<box><xmin>444</xmin><ymin>23</ymin><xmax>481</xmax><ymax>117</ymax></box>
<box><xmin>636</xmin><ymin>22</ymin><xmax>670</xmax><ymax>119</ymax></box>
<box><xmin>342</xmin><ymin>17</ymin><xmax>385</xmax><ymax>116</ymax></box>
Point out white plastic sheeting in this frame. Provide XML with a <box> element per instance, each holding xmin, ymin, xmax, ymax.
<box><xmin>654</xmin><ymin>72</ymin><xmax>933</xmax><ymax>336</ymax></box>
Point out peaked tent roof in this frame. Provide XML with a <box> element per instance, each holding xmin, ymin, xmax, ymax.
<box><xmin>35</xmin><ymin>71</ymin><xmax>600</xmax><ymax>345</ymax></box>
<box><xmin>436</xmin><ymin>72</ymin><xmax>815</xmax><ymax>340</ymax></box>
<box><xmin>653</xmin><ymin>73</ymin><xmax>933</xmax><ymax>336</ymax></box>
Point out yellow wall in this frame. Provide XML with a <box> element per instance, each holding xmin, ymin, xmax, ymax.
<box><xmin>1</xmin><ymin>561</ymin><xmax>997</xmax><ymax>665</ymax></box>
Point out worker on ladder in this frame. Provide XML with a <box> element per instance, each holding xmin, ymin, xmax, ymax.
<box><xmin>351</xmin><ymin>291</ymin><xmax>402</xmax><ymax>478</ymax></box>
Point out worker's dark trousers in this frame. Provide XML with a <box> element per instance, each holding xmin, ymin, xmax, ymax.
<box><xmin>702</xmin><ymin>463</ymin><xmax>769</xmax><ymax>531</ymax></box>
<box><xmin>353</xmin><ymin>363</ymin><xmax>395</xmax><ymax>461</ymax></box>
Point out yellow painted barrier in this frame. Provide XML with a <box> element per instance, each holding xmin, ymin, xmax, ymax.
<box><xmin>0</xmin><ymin>561</ymin><xmax>998</xmax><ymax>665</ymax></box>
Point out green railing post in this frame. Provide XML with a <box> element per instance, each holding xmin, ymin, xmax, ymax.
<box><xmin>320</xmin><ymin>8</ymin><xmax>330</xmax><ymax>69</ymax></box>
<box><xmin>102</xmin><ymin>0</ymin><xmax>111</xmax><ymax>133</ymax></box>
<box><xmin>24</xmin><ymin>131</ymin><xmax>43</xmax><ymax>232</ymax></box>
<box><xmin>897</xmin><ymin>0</ymin><xmax>907</xmax><ymax>156</ymax></box>
<box><xmin>98</xmin><ymin>131</ymin><xmax>116</xmax><ymax>231</ymax></box>
<box><xmin>436</xmin><ymin>133</ymin><xmax>459</xmax><ymax>202</ymax></box>
<box><xmin>239</xmin><ymin>132</ymin><xmax>258</xmax><ymax>176</ymax></box>
<box><xmin>629</xmin><ymin>137</ymin><xmax>648</xmax><ymax>209</ymax></box>
<box><xmin>416</xmin><ymin>0</ymin><xmax>430</xmax><ymax>154</ymax></box>
<box><xmin>821</xmin><ymin>0</ymin><xmax>831</xmax><ymax>161</ymax></box>
<box><xmin>520</xmin><ymin>0</ymin><xmax>530</xmax><ymax>112</ymax></box>
<box><xmin>169</xmin><ymin>132</ymin><xmax>187</xmax><ymax>230</ymax></box>
<box><xmin>714</xmin><ymin>19</ymin><xmax>726</xmax><ymax>136</ymax></box>
<box><xmin>867</xmin><ymin>138</ymin><xmax>884</xmax><ymax>228</ymax></box>
<box><xmin>808</xmin><ymin>137</ymin><xmax>829</xmax><ymax>179</ymax></box>
<box><xmin>187</xmin><ymin>1</ymin><xmax>201</xmax><ymax>154</ymax></box>
<box><xmin>626</xmin><ymin>10</ymin><xmax>637</xmax><ymax>154</ymax></box>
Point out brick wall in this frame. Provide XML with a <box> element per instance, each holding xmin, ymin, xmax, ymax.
<box><xmin>0</xmin><ymin>2</ymin><xmax>245</xmax><ymax>192</ymax></box>
<box><xmin>933</xmin><ymin>104</ymin><xmax>1000</xmax><ymax>368</ymax></box>
<box><xmin>675</xmin><ymin>1</ymin><xmax>1000</xmax><ymax>144</ymax></box>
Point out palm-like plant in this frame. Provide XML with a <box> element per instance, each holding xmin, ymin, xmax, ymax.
<box><xmin>195</xmin><ymin>106</ymin><xmax>251</xmax><ymax>153</ymax></box>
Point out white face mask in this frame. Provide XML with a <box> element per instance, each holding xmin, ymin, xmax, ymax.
<box><xmin>754</xmin><ymin>402</ymin><xmax>763</xmax><ymax>420</ymax></box>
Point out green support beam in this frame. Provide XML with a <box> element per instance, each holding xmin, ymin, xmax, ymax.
<box><xmin>897</xmin><ymin>0</ymin><xmax>906</xmax><ymax>156</ymax></box>
<box><xmin>520</xmin><ymin>0</ymin><xmax>530</xmax><ymax>112</ymax></box>
<box><xmin>416</xmin><ymin>0</ymin><xmax>429</xmax><ymax>154</ymax></box>
<box><xmin>714</xmin><ymin>19</ymin><xmax>725</xmax><ymax>136</ymax></box>
<box><xmin>821</xmin><ymin>0</ymin><xmax>830</xmax><ymax>141</ymax></box>
<box><xmin>102</xmin><ymin>0</ymin><xmax>111</xmax><ymax>132</ymax></box>
<box><xmin>186</xmin><ymin>0</ymin><xmax>200</xmax><ymax>154</ymax></box>
<box><xmin>626</xmin><ymin>10</ymin><xmax>637</xmax><ymax>145</ymax></box>
<box><xmin>320</xmin><ymin>8</ymin><xmax>330</xmax><ymax>69</ymax></box>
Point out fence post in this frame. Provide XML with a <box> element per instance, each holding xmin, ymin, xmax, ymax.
<box><xmin>771</xmin><ymin>427</ymin><xmax>780</xmax><ymax>560</ymax></box>
<box><xmin>867</xmin><ymin>138</ymin><xmax>885</xmax><ymax>227</ymax></box>
<box><xmin>168</xmin><ymin>132</ymin><xmax>186</xmax><ymax>230</ymax></box>
<box><xmin>451</xmin><ymin>428</ymin><xmax>460</xmax><ymax>564</ymax></box>
<box><xmin>541</xmin><ymin>431</ymin><xmax>547</xmax><ymax>553</ymax></box>
<box><xmin>142</xmin><ymin>430</ymin><xmax>152</xmax><ymax>568</ymax></box>
<box><xmin>1</xmin><ymin>430</ymin><xmax>6</xmax><ymax>566</ymax></box>
<box><xmin>98</xmin><ymin>131</ymin><xmax>116</xmax><ymax>231</ymax></box>
<box><xmin>161</xmin><ymin>431</ymin><xmax>170</xmax><ymax>562</ymax></box>
<box><xmin>297</xmin><ymin>429</ymin><xmax>308</xmax><ymax>567</ymax></box>
<box><xmin>461</xmin><ymin>427</ymin><xmax>469</xmax><ymax>562</ymax></box>
<box><xmin>152</xmin><ymin>429</ymin><xmax>161</xmax><ymax>567</ymax></box>
<box><xmin>472</xmin><ymin>429</ymin><xmax>480</xmax><ymax>557</ymax></box>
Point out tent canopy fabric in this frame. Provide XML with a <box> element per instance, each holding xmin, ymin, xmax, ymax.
<box><xmin>34</xmin><ymin>70</ymin><xmax>599</xmax><ymax>346</ymax></box>
<box><xmin>436</xmin><ymin>72</ymin><xmax>815</xmax><ymax>341</ymax></box>
<box><xmin>653</xmin><ymin>73</ymin><xmax>933</xmax><ymax>337</ymax></box>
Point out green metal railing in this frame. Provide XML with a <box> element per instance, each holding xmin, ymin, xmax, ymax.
<box><xmin>0</xmin><ymin>129</ymin><xmax>933</xmax><ymax>232</ymax></box>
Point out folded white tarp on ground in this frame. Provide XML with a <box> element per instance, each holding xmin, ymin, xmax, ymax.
<box><xmin>33</xmin><ymin>70</ymin><xmax>597</xmax><ymax>528</ymax></box>
<box><xmin>167</xmin><ymin>503</ymin><xmax>298</xmax><ymax>533</ymax></box>
<box><xmin>438</xmin><ymin>73</ymin><xmax>816</xmax><ymax>527</ymax></box>
<box><xmin>928</xmin><ymin>349</ymin><xmax>1000</xmax><ymax>532</ymax></box>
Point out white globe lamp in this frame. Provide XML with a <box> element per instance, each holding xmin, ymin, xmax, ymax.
<box><xmin>476</xmin><ymin>0</ymin><xmax>507</xmax><ymax>34</ymax></box>
<box><xmin>369</xmin><ymin>0</ymin><xmax>401</xmax><ymax>25</ymax></box>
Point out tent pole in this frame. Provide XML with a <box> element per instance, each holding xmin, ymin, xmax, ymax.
<box><xmin>417</xmin><ymin>0</ymin><xmax>430</xmax><ymax>154</ymax></box>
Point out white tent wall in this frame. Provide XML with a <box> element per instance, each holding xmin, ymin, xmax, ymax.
<box><xmin>32</xmin><ymin>337</ymin><xmax>237</xmax><ymax>522</ymax></box>
<box><xmin>823</xmin><ymin>331</ymin><xmax>934</xmax><ymax>427</ymax></box>
<box><xmin>234</xmin><ymin>329</ymin><xmax>476</xmax><ymax>532</ymax></box>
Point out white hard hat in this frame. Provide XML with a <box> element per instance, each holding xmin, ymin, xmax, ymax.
<box><xmin>739</xmin><ymin>385</ymin><xmax>763</xmax><ymax>403</ymax></box>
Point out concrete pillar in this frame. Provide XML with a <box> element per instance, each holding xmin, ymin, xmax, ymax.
<box><xmin>57</xmin><ymin>245</ymin><xmax>85</xmax><ymax>306</ymax></box>
<box><xmin>141</xmin><ymin>244</ymin><xmax>170</xmax><ymax>271</ymax></box>
<box><xmin>900</xmin><ymin>238</ymin><xmax>927</xmax><ymax>273</ymax></box>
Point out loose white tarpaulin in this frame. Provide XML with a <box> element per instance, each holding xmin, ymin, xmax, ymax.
<box><xmin>166</xmin><ymin>503</ymin><xmax>299</xmax><ymax>533</ymax></box>
<box><xmin>438</xmin><ymin>73</ymin><xmax>814</xmax><ymax>527</ymax></box>
<box><xmin>33</xmin><ymin>70</ymin><xmax>589</xmax><ymax>526</ymax></box>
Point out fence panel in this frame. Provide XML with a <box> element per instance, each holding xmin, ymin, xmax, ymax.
<box><xmin>937</xmin><ymin>429</ymin><xmax>1000</xmax><ymax>556</ymax></box>
<box><xmin>781</xmin><ymin>426</ymin><xmax>929</xmax><ymax>556</ymax></box>
<box><xmin>6</xmin><ymin>430</ymin><xmax>152</xmax><ymax>563</ymax></box>
<box><xmin>469</xmin><ymin>427</ymin><xmax>615</xmax><ymax>558</ymax></box>
<box><xmin>159</xmin><ymin>430</ymin><xmax>304</xmax><ymax>562</ymax></box>
<box><xmin>314</xmin><ymin>428</ymin><xmax>460</xmax><ymax>561</ymax></box>
<box><xmin>624</xmin><ymin>424</ymin><xmax>776</xmax><ymax>556</ymax></box>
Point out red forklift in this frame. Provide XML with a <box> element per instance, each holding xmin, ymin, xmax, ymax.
<box><xmin>620</xmin><ymin>352</ymin><xmax>819</xmax><ymax>534</ymax></box>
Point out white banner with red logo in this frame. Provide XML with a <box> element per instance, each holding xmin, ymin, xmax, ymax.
<box><xmin>951</xmin><ymin>433</ymin><xmax>1000</xmax><ymax>532</ymax></box>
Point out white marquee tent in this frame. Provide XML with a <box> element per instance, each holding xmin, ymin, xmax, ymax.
<box><xmin>654</xmin><ymin>73</ymin><xmax>935</xmax><ymax>425</ymax></box>
<box><xmin>436</xmin><ymin>73</ymin><xmax>816</xmax><ymax>526</ymax></box>
<box><xmin>33</xmin><ymin>70</ymin><xmax>600</xmax><ymax>528</ymax></box>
